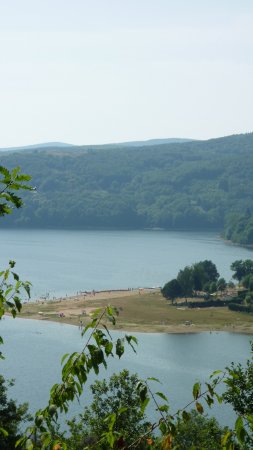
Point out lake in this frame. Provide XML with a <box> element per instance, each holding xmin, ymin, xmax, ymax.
<box><xmin>0</xmin><ymin>228</ymin><xmax>253</xmax><ymax>298</ymax></box>
<box><xmin>1</xmin><ymin>229</ymin><xmax>253</xmax><ymax>429</ymax></box>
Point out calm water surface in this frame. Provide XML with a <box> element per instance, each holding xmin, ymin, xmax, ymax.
<box><xmin>0</xmin><ymin>317</ymin><xmax>252</xmax><ymax>426</ymax></box>
<box><xmin>1</xmin><ymin>229</ymin><xmax>253</xmax><ymax>298</ymax></box>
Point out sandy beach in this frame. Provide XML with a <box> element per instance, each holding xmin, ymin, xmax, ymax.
<box><xmin>18</xmin><ymin>288</ymin><xmax>253</xmax><ymax>334</ymax></box>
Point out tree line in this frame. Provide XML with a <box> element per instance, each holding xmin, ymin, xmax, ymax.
<box><xmin>161</xmin><ymin>258</ymin><xmax>253</xmax><ymax>313</ymax></box>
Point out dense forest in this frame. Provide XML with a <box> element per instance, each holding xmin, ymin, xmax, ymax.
<box><xmin>223</xmin><ymin>213</ymin><xmax>253</xmax><ymax>246</ymax></box>
<box><xmin>1</xmin><ymin>132</ymin><xmax>253</xmax><ymax>242</ymax></box>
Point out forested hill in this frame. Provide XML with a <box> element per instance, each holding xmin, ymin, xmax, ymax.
<box><xmin>1</xmin><ymin>132</ymin><xmax>253</xmax><ymax>234</ymax></box>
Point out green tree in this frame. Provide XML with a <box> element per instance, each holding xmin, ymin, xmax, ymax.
<box><xmin>162</xmin><ymin>260</ymin><xmax>220</xmax><ymax>301</ymax></box>
<box><xmin>161</xmin><ymin>279</ymin><xmax>182</xmax><ymax>303</ymax></box>
<box><xmin>192</xmin><ymin>260</ymin><xmax>219</xmax><ymax>291</ymax></box>
<box><xmin>223</xmin><ymin>344</ymin><xmax>253</xmax><ymax>448</ymax></box>
<box><xmin>231</xmin><ymin>259</ymin><xmax>253</xmax><ymax>282</ymax></box>
<box><xmin>217</xmin><ymin>277</ymin><xmax>227</xmax><ymax>292</ymax></box>
<box><xmin>223</xmin><ymin>351</ymin><xmax>253</xmax><ymax>416</ymax></box>
<box><xmin>244</xmin><ymin>292</ymin><xmax>253</xmax><ymax>306</ymax></box>
<box><xmin>172</xmin><ymin>410</ymin><xmax>229</xmax><ymax>450</ymax></box>
<box><xmin>66</xmin><ymin>370</ymin><xmax>150</xmax><ymax>449</ymax></box>
<box><xmin>0</xmin><ymin>375</ymin><xmax>31</xmax><ymax>450</ymax></box>
<box><xmin>241</xmin><ymin>274</ymin><xmax>253</xmax><ymax>291</ymax></box>
<box><xmin>177</xmin><ymin>266</ymin><xmax>194</xmax><ymax>297</ymax></box>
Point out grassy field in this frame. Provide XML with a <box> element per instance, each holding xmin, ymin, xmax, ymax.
<box><xmin>19</xmin><ymin>289</ymin><xmax>253</xmax><ymax>333</ymax></box>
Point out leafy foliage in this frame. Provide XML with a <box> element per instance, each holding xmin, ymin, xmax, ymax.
<box><xmin>222</xmin><ymin>344</ymin><xmax>253</xmax><ymax>448</ymax></box>
<box><xmin>0</xmin><ymin>165</ymin><xmax>33</xmax><ymax>217</ymax></box>
<box><xmin>0</xmin><ymin>260</ymin><xmax>31</xmax><ymax>322</ymax></box>
<box><xmin>0</xmin><ymin>375</ymin><xmax>31</xmax><ymax>450</ymax></box>
<box><xmin>66</xmin><ymin>370</ymin><xmax>151</xmax><ymax>449</ymax></box>
<box><xmin>18</xmin><ymin>307</ymin><xmax>140</xmax><ymax>449</ymax></box>
<box><xmin>0</xmin><ymin>164</ymin><xmax>32</xmax><ymax>348</ymax></box>
<box><xmin>231</xmin><ymin>259</ymin><xmax>253</xmax><ymax>282</ymax></box>
<box><xmin>161</xmin><ymin>279</ymin><xmax>182</xmax><ymax>302</ymax></box>
<box><xmin>0</xmin><ymin>164</ymin><xmax>33</xmax><ymax>445</ymax></box>
<box><xmin>172</xmin><ymin>409</ymin><xmax>229</xmax><ymax>450</ymax></box>
<box><xmin>161</xmin><ymin>260</ymin><xmax>220</xmax><ymax>300</ymax></box>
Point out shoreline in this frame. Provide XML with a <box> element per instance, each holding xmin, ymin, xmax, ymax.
<box><xmin>19</xmin><ymin>288</ymin><xmax>253</xmax><ymax>335</ymax></box>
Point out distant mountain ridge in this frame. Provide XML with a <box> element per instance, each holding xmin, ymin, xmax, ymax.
<box><xmin>95</xmin><ymin>138</ymin><xmax>194</xmax><ymax>147</ymax></box>
<box><xmin>0</xmin><ymin>138</ymin><xmax>193</xmax><ymax>153</ymax></box>
<box><xmin>0</xmin><ymin>142</ymin><xmax>75</xmax><ymax>152</ymax></box>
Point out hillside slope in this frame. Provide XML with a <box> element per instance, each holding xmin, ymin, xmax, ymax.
<box><xmin>1</xmin><ymin>133</ymin><xmax>253</xmax><ymax>232</ymax></box>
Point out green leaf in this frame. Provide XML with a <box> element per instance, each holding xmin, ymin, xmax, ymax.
<box><xmin>116</xmin><ymin>338</ymin><xmax>124</xmax><ymax>358</ymax></box>
<box><xmin>12</xmin><ymin>272</ymin><xmax>19</xmax><ymax>281</ymax></box>
<box><xmin>0</xmin><ymin>166</ymin><xmax>10</xmax><ymax>178</ymax></box>
<box><xmin>140</xmin><ymin>396</ymin><xmax>150</xmax><ymax>415</ymax></box>
<box><xmin>159</xmin><ymin>420</ymin><xmax>167</xmax><ymax>435</ymax></box>
<box><xmin>61</xmin><ymin>353</ymin><xmax>69</xmax><ymax>365</ymax></box>
<box><xmin>105</xmin><ymin>341</ymin><xmax>113</xmax><ymax>356</ymax></box>
<box><xmin>205</xmin><ymin>394</ymin><xmax>214</xmax><ymax>407</ymax></box>
<box><xmin>158</xmin><ymin>404</ymin><xmax>169</xmax><ymax>413</ymax></box>
<box><xmin>214</xmin><ymin>392</ymin><xmax>223</xmax><ymax>404</ymax></box>
<box><xmin>106</xmin><ymin>305</ymin><xmax>115</xmax><ymax>317</ymax></box>
<box><xmin>125</xmin><ymin>334</ymin><xmax>138</xmax><ymax>345</ymax></box>
<box><xmin>104</xmin><ymin>412</ymin><xmax>116</xmax><ymax>431</ymax></box>
<box><xmin>182</xmin><ymin>410</ymin><xmax>190</xmax><ymax>422</ymax></box>
<box><xmin>0</xmin><ymin>427</ymin><xmax>8</xmax><ymax>437</ymax></box>
<box><xmin>235</xmin><ymin>416</ymin><xmax>247</xmax><ymax>444</ymax></box>
<box><xmin>11</xmin><ymin>166</ymin><xmax>20</xmax><ymax>178</ymax></box>
<box><xmin>118</xmin><ymin>407</ymin><xmax>128</xmax><ymax>415</ymax></box>
<box><xmin>155</xmin><ymin>392</ymin><xmax>168</xmax><ymax>402</ymax></box>
<box><xmin>25</xmin><ymin>438</ymin><xmax>34</xmax><ymax>450</ymax></box>
<box><xmin>91</xmin><ymin>308</ymin><xmax>103</xmax><ymax>318</ymax></box>
<box><xmin>147</xmin><ymin>377</ymin><xmax>160</xmax><ymax>383</ymax></box>
<box><xmin>192</xmin><ymin>382</ymin><xmax>200</xmax><ymax>400</ymax></box>
<box><xmin>23</xmin><ymin>283</ymin><xmax>31</xmax><ymax>298</ymax></box>
<box><xmin>125</xmin><ymin>335</ymin><xmax>138</xmax><ymax>353</ymax></box>
<box><xmin>139</xmin><ymin>385</ymin><xmax>148</xmax><ymax>403</ymax></box>
<box><xmin>195</xmin><ymin>401</ymin><xmax>204</xmax><ymax>414</ymax></box>
<box><xmin>221</xmin><ymin>430</ymin><xmax>232</xmax><ymax>446</ymax></box>
<box><xmin>4</xmin><ymin>287</ymin><xmax>12</xmax><ymax>297</ymax></box>
<box><xmin>210</xmin><ymin>370</ymin><xmax>223</xmax><ymax>378</ymax></box>
<box><xmin>102</xmin><ymin>324</ymin><xmax>112</xmax><ymax>338</ymax></box>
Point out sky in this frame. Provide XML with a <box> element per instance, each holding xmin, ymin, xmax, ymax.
<box><xmin>0</xmin><ymin>0</ymin><xmax>253</xmax><ymax>147</ymax></box>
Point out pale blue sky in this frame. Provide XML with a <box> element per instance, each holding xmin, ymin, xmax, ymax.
<box><xmin>0</xmin><ymin>1</ymin><xmax>253</xmax><ymax>146</ymax></box>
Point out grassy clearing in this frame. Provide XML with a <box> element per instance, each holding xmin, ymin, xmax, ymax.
<box><xmin>19</xmin><ymin>290</ymin><xmax>253</xmax><ymax>334</ymax></box>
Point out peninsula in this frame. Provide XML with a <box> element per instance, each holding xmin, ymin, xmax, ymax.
<box><xmin>19</xmin><ymin>288</ymin><xmax>253</xmax><ymax>334</ymax></box>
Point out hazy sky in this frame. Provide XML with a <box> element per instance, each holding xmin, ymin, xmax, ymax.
<box><xmin>1</xmin><ymin>0</ymin><xmax>253</xmax><ymax>146</ymax></box>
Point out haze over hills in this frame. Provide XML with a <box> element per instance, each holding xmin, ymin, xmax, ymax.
<box><xmin>0</xmin><ymin>137</ymin><xmax>193</xmax><ymax>153</ymax></box>
<box><xmin>0</xmin><ymin>142</ymin><xmax>75</xmax><ymax>152</ymax></box>
<box><xmin>1</xmin><ymin>132</ymin><xmax>253</xmax><ymax>244</ymax></box>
